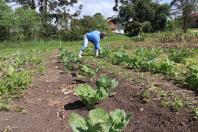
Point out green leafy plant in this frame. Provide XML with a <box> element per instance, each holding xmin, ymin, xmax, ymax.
<box><xmin>59</xmin><ymin>48</ymin><xmax>81</xmax><ymax>71</ymax></box>
<box><xmin>194</xmin><ymin>107</ymin><xmax>198</xmax><ymax>120</ymax></box>
<box><xmin>0</xmin><ymin>48</ymin><xmax>44</xmax><ymax>107</ymax></box>
<box><xmin>79</xmin><ymin>65</ymin><xmax>97</xmax><ymax>78</ymax></box>
<box><xmin>153</xmin><ymin>58</ymin><xmax>175</xmax><ymax>75</ymax></box>
<box><xmin>160</xmin><ymin>99</ymin><xmax>170</xmax><ymax>108</ymax></box>
<box><xmin>171</xmin><ymin>97</ymin><xmax>184</xmax><ymax>112</ymax></box>
<box><xmin>127</xmin><ymin>48</ymin><xmax>161</xmax><ymax>71</ymax></box>
<box><xmin>160</xmin><ymin>97</ymin><xmax>184</xmax><ymax>112</ymax></box>
<box><xmin>69</xmin><ymin>108</ymin><xmax>132</xmax><ymax>132</ymax></box>
<box><xmin>0</xmin><ymin>71</ymin><xmax>32</xmax><ymax>95</ymax></box>
<box><xmin>140</xmin><ymin>89</ymin><xmax>150</xmax><ymax>103</ymax></box>
<box><xmin>99</xmin><ymin>48</ymin><xmax>111</xmax><ymax>58</ymax></box>
<box><xmin>185</xmin><ymin>64</ymin><xmax>198</xmax><ymax>91</ymax></box>
<box><xmin>112</xmin><ymin>51</ymin><xmax>130</xmax><ymax>65</ymax></box>
<box><xmin>74</xmin><ymin>84</ymin><xmax>108</xmax><ymax>108</ymax></box>
<box><xmin>168</xmin><ymin>48</ymin><xmax>193</xmax><ymax>63</ymax></box>
<box><xmin>134</xmin><ymin>48</ymin><xmax>161</xmax><ymax>61</ymax></box>
<box><xmin>0</xmin><ymin>103</ymin><xmax>11</xmax><ymax>111</ymax></box>
<box><xmin>96</xmin><ymin>76</ymin><xmax>118</xmax><ymax>94</ymax></box>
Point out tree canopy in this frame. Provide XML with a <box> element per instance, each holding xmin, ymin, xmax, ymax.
<box><xmin>170</xmin><ymin>0</ymin><xmax>198</xmax><ymax>32</ymax></box>
<box><xmin>0</xmin><ymin>0</ymin><xmax>14</xmax><ymax>40</ymax></box>
<box><xmin>114</xmin><ymin>0</ymin><xmax>170</xmax><ymax>36</ymax></box>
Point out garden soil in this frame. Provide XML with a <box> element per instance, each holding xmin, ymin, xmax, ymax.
<box><xmin>0</xmin><ymin>50</ymin><xmax>197</xmax><ymax>132</ymax></box>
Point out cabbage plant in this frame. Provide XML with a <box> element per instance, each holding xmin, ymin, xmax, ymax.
<box><xmin>75</xmin><ymin>84</ymin><xmax>108</xmax><ymax>108</ymax></box>
<box><xmin>96</xmin><ymin>76</ymin><xmax>118</xmax><ymax>93</ymax></box>
<box><xmin>69</xmin><ymin>108</ymin><xmax>132</xmax><ymax>132</ymax></box>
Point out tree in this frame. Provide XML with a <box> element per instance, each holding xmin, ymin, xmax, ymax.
<box><xmin>6</xmin><ymin>0</ymin><xmax>82</xmax><ymax>22</ymax></box>
<box><xmin>113</xmin><ymin>0</ymin><xmax>170</xmax><ymax>36</ymax></box>
<box><xmin>0</xmin><ymin>0</ymin><xmax>14</xmax><ymax>41</ymax></box>
<box><xmin>170</xmin><ymin>0</ymin><xmax>198</xmax><ymax>32</ymax></box>
<box><xmin>14</xmin><ymin>8</ymin><xmax>41</xmax><ymax>40</ymax></box>
<box><xmin>59</xmin><ymin>13</ymin><xmax>109</xmax><ymax>41</ymax></box>
<box><xmin>152</xmin><ymin>3</ymin><xmax>170</xmax><ymax>31</ymax></box>
<box><xmin>93</xmin><ymin>13</ymin><xmax>109</xmax><ymax>31</ymax></box>
<box><xmin>80</xmin><ymin>13</ymin><xmax>109</xmax><ymax>33</ymax></box>
<box><xmin>6</xmin><ymin>0</ymin><xmax>82</xmax><ymax>38</ymax></box>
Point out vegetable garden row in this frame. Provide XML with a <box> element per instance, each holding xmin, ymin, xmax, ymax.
<box><xmin>59</xmin><ymin>47</ymin><xmax>198</xmax><ymax>131</ymax></box>
<box><xmin>100</xmin><ymin>47</ymin><xmax>198</xmax><ymax>116</ymax></box>
<box><xmin>0</xmin><ymin>49</ymin><xmax>46</xmax><ymax>111</ymax></box>
<box><xmin>100</xmin><ymin>47</ymin><xmax>198</xmax><ymax>91</ymax></box>
<box><xmin>59</xmin><ymin>48</ymin><xmax>132</xmax><ymax>131</ymax></box>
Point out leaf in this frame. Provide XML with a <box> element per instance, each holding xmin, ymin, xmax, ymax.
<box><xmin>79</xmin><ymin>65</ymin><xmax>96</xmax><ymax>78</ymax></box>
<box><xmin>96</xmin><ymin>87</ymin><xmax>108</xmax><ymax>100</ymax></box>
<box><xmin>8</xmin><ymin>65</ymin><xmax>15</xmax><ymax>74</ymax></box>
<box><xmin>68</xmin><ymin>108</ymin><xmax>131</xmax><ymax>132</ymax></box>
<box><xmin>87</xmin><ymin>108</ymin><xmax>111</xmax><ymax>132</ymax></box>
<box><xmin>109</xmin><ymin>109</ymin><xmax>132</xmax><ymax>132</ymax></box>
<box><xmin>96</xmin><ymin>76</ymin><xmax>118</xmax><ymax>92</ymax></box>
<box><xmin>69</xmin><ymin>113</ymin><xmax>88</xmax><ymax>132</ymax></box>
<box><xmin>74</xmin><ymin>84</ymin><xmax>97</xmax><ymax>107</ymax></box>
<box><xmin>75</xmin><ymin>85</ymin><xmax>96</xmax><ymax>97</ymax></box>
<box><xmin>110</xmin><ymin>79</ymin><xmax>119</xmax><ymax>90</ymax></box>
<box><xmin>74</xmin><ymin>84</ymin><xmax>108</xmax><ymax>108</ymax></box>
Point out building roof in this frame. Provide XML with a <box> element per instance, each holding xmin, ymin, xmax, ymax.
<box><xmin>191</xmin><ymin>13</ymin><xmax>198</xmax><ymax>17</ymax></box>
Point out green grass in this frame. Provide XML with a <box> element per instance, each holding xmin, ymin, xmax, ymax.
<box><xmin>0</xmin><ymin>40</ymin><xmax>81</xmax><ymax>50</ymax></box>
<box><xmin>189</xmin><ymin>28</ymin><xmax>198</xmax><ymax>33</ymax></box>
<box><xmin>0</xmin><ymin>33</ymin><xmax>129</xmax><ymax>50</ymax></box>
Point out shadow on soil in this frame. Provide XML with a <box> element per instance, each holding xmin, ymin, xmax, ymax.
<box><xmin>64</xmin><ymin>100</ymin><xmax>85</xmax><ymax>111</ymax></box>
<box><xmin>74</xmin><ymin>79</ymin><xmax>87</xmax><ymax>84</ymax></box>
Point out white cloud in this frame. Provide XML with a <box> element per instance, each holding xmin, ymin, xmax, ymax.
<box><xmin>78</xmin><ymin>0</ymin><xmax>171</xmax><ymax>18</ymax></box>
<box><xmin>79</xmin><ymin>0</ymin><xmax>117</xmax><ymax>18</ymax></box>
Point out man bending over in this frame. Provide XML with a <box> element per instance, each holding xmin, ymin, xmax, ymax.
<box><xmin>78</xmin><ymin>30</ymin><xmax>106</xmax><ymax>58</ymax></box>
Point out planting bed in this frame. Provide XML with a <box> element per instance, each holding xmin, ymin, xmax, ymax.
<box><xmin>59</xmin><ymin>48</ymin><xmax>198</xmax><ymax>132</ymax></box>
<box><xmin>0</xmin><ymin>43</ymin><xmax>198</xmax><ymax>132</ymax></box>
<box><xmin>65</xmin><ymin>77</ymin><xmax>198</xmax><ymax>131</ymax></box>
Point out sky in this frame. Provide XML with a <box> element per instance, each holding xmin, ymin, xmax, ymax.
<box><xmin>79</xmin><ymin>0</ymin><xmax>172</xmax><ymax>18</ymax></box>
<box><xmin>9</xmin><ymin>0</ymin><xmax>173</xmax><ymax>18</ymax></box>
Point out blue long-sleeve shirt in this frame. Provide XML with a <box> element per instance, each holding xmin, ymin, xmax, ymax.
<box><xmin>86</xmin><ymin>30</ymin><xmax>101</xmax><ymax>49</ymax></box>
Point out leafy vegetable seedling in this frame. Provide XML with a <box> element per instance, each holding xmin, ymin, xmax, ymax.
<box><xmin>69</xmin><ymin>108</ymin><xmax>132</xmax><ymax>132</ymax></box>
<box><xmin>74</xmin><ymin>84</ymin><xmax>108</xmax><ymax>109</ymax></box>
<box><xmin>171</xmin><ymin>97</ymin><xmax>184</xmax><ymax>112</ymax></box>
<box><xmin>79</xmin><ymin>65</ymin><xmax>97</xmax><ymax>79</ymax></box>
<box><xmin>140</xmin><ymin>89</ymin><xmax>150</xmax><ymax>103</ymax></box>
<box><xmin>96</xmin><ymin>76</ymin><xmax>118</xmax><ymax>95</ymax></box>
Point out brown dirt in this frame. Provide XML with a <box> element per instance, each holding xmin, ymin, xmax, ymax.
<box><xmin>0</xmin><ymin>50</ymin><xmax>197</xmax><ymax>132</ymax></box>
<box><xmin>97</xmin><ymin>78</ymin><xmax>198</xmax><ymax>132</ymax></box>
<box><xmin>0</xmin><ymin>50</ymin><xmax>78</xmax><ymax>132</ymax></box>
<box><xmin>88</xmin><ymin>62</ymin><xmax>198</xmax><ymax>132</ymax></box>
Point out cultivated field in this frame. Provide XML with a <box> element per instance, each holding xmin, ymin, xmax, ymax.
<box><xmin>0</xmin><ymin>33</ymin><xmax>198</xmax><ymax>132</ymax></box>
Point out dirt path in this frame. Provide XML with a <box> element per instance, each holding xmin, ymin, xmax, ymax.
<box><xmin>0</xmin><ymin>50</ymin><xmax>76</xmax><ymax>132</ymax></box>
<box><xmin>0</xmin><ymin>50</ymin><xmax>197</xmax><ymax>132</ymax></box>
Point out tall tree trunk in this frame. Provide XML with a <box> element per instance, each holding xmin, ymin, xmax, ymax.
<box><xmin>182</xmin><ymin>14</ymin><xmax>188</xmax><ymax>32</ymax></box>
<box><xmin>40</xmin><ymin>0</ymin><xmax>48</xmax><ymax>26</ymax></box>
<box><xmin>182</xmin><ymin>5</ymin><xmax>193</xmax><ymax>33</ymax></box>
<box><xmin>182</xmin><ymin>7</ymin><xmax>189</xmax><ymax>33</ymax></box>
<box><xmin>43</xmin><ymin>0</ymin><xmax>48</xmax><ymax>25</ymax></box>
